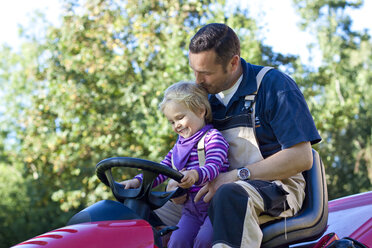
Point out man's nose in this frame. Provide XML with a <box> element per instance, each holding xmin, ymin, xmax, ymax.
<box><xmin>195</xmin><ymin>73</ymin><xmax>204</xmax><ymax>84</ymax></box>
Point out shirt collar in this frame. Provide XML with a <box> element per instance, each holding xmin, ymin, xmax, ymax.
<box><xmin>216</xmin><ymin>74</ymin><xmax>243</xmax><ymax>106</ymax></box>
<box><xmin>209</xmin><ymin>58</ymin><xmax>257</xmax><ymax>106</ymax></box>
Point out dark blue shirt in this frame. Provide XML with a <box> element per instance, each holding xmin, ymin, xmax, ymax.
<box><xmin>209</xmin><ymin>59</ymin><xmax>321</xmax><ymax>158</ymax></box>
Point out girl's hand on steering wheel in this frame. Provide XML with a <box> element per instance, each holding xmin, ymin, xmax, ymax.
<box><xmin>179</xmin><ymin>169</ymin><xmax>199</xmax><ymax>189</ymax></box>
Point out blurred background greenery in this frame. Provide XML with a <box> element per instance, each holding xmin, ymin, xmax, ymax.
<box><xmin>0</xmin><ymin>0</ymin><xmax>371</xmax><ymax>246</ymax></box>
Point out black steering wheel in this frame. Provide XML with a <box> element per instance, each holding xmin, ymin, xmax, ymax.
<box><xmin>96</xmin><ymin>157</ymin><xmax>186</xmax><ymax>210</ymax></box>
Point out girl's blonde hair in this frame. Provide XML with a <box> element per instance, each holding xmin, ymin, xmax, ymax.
<box><xmin>159</xmin><ymin>81</ymin><xmax>213</xmax><ymax>123</ymax></box>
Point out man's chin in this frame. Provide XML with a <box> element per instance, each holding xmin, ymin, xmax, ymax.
<box><xmin>204</xmin><ymin>86</ymin><xmax>221</xmax><ymax>94</ymax></box>
<box><xmin>199</xmin><ymin>83</ymin><xmax>214</xmax><ymax>94</ymax></box>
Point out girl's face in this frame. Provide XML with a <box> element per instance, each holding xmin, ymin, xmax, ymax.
<box><xmin>163</xmin><ymin>100</ymin><xmax>206</xmax><ymax>139</ymax></box>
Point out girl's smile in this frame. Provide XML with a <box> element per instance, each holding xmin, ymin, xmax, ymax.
<box><xmin>163</xmin><ymin>100</ymin><xmax>206</xmax><ymax>138</ymax></box>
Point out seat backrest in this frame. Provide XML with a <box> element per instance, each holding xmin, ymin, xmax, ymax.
<box><xmin>261</xmin><ymin>149</ymin><xmax>328</xmax><ymax>248</ymax></box>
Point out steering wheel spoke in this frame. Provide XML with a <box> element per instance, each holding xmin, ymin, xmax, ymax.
<box><xmin>149</xmin><ymin>187</ymin><xmax>187</xmax><ymax>209</ymax></box>
<box><xmin>96</xmin><ymin>157</ymin><xmax>185</xmax><ymax>210</ymax></box>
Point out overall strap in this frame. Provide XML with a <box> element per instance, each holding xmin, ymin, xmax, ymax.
<box><xmin>197</xmin><ymin>131</ymin><xmax>209</xmax><ymax>167</ymax></box>
<box><xmin>170</xmin><ymin>131</ymin><xmax>209</xmax><ymax>170</ymax></box>
<box><xmin>171</xmin><ymin>155</ymin><xmax>177</xmax><ymax>170</ymax></box>
<box><xmin>256</xmin><ymin>66</ymin><xmax>273</xmax><ymax>91</ymax></box>
<box><xmin>244</xmin><ymin>66</ymin><xmax>273</xmax><ymax>112</ymax></box>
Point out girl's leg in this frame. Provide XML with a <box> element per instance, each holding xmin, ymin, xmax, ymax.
<box><xmin>193</xmin><ymin>216</ymin><xmax>213</xmax><ymax>248</ymax></box>
<box><xmin>168</xmin><ymin>212</ymin><xmax>201</xmax><ymax>248</ymax></box>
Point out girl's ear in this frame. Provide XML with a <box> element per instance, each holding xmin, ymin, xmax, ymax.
<box><xmin>198</xmin><ymin>107</ymin><xmax>206</xmax><ymax>119</ymax></box>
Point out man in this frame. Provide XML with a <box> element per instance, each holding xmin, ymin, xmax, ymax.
<box><xmin>157</xmin><ymin>23</ymin><xmax>321</xmax><ymax>248</ymax></box>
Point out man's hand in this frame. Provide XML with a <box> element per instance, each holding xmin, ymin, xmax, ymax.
<box><xmin>194</xmin><ymin>170</ymin><xmax>237</xmax><ymax>203</ymax></box>
<box><xmin>167</xmin><ymin>179</ymin><xmax>187</xmax><ymax>204</ymax></box>
<box><xmin>179</xmin><ymin>169</ymin><xmax>199</xmax><ymax>189</ymax></box>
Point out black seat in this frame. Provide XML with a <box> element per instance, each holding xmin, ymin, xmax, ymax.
<box><xmin>261</xmin><ymin>149</ymin><xmax>328</xmax><ymax>248</ymax></box>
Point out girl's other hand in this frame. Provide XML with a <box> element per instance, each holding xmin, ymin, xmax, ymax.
<box><xmin>119</xmin><ymin>178</ymin><xmax>141</xmax><ymax>189</ymax></box>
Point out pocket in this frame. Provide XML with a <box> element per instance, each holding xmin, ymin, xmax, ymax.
<box><xmin>248</xmin><ymin>180</ymin><xmax>290</xmax><ymax>217</ymax></box>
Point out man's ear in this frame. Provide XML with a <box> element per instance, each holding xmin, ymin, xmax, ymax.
<box><xmin>230</xmin><ymin>55</ymin><xmax>240</xmax><ymax>71</ymax></box>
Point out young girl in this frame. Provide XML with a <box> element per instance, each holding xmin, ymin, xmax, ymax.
<box><xmin>121</xmin><ymin>81</ymin><xmax>229</xmax><ymax>248</ymax></box>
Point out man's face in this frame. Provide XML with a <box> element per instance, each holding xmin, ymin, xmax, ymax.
<box><xmin>189</xmin><ymin>50</ymin><xmax>236</xmax><ymax>94</ymax></box>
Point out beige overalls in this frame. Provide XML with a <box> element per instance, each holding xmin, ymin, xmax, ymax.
<box><xmin>212</xmin><ymin>68</ymin><xmax>305</xmax><ymax>248</ymax></box>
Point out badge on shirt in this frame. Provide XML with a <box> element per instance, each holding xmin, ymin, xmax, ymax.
<box><xmin>255</xmin><ymin>116</ymin><xmax>261</xmax><ymax>128</ymax></box>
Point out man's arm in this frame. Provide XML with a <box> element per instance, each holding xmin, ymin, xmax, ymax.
<box><xmin>194</xmin><ymin>141</ymin><xmax>313</xmax><ymax>203</ymax></box>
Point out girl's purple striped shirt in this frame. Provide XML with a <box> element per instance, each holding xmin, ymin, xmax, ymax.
<box><xmin>135</xmin><ymin>128</ymin><xmax>229</xmax><ymax>191</ymax></box>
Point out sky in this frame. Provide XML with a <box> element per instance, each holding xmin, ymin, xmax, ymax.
<box><xmin>0</xmin><ymin>0</ymin><xmax>371</xmax><ymax>67</ymax></box>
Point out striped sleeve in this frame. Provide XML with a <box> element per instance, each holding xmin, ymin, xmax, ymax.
<box><xmin>195</xmin><ymin>129</ymin><xmax>229</xmax><ymax>185</ymax></box>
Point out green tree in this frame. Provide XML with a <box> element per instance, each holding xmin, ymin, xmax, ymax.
<box><xmin>293</xmin><ymin>0</ymin><xmax>372</xmax><ymax>198</ymax></box>
<box><xmin>0</xmin><ymin>0</ymin><xmax>297</xmax><ymax>245</ymax></box>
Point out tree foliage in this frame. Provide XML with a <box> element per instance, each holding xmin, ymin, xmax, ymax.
<box><xmin>293</xmin><ymin>0</ymin><xmax>372</xmax><ymax>198</ymax></box>
<box><xmin>0</xmin><ymin>0</ymin><xmax>296</xmax><ymax>245</ymax></box>
<box><xmin>0</xmin><ymin>0</ymin><xmax>371</xmax><ymax>246</ymax></box>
